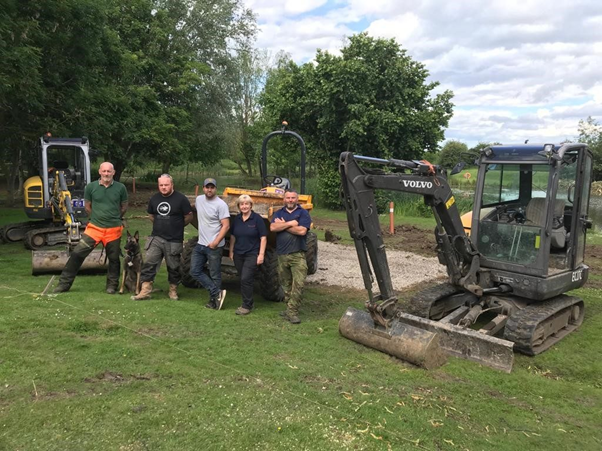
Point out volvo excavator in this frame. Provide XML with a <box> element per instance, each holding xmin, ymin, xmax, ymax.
<box><xmin>1</xmin><ymin>135</ymin><xmax>107</xmax><ymax>274</ymax></box>
<box><xmin>339</xmin><ymin>143</ymin><xmax>593</xmax><ymax>372</ymax></box>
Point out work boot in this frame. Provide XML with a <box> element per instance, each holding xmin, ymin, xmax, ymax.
<box><xmin>235</xmin><ymin>307</ymin><xmax>251</xmax><ymax>316</ymax></box>
<box><xmin>132</xmin><ymin>281</ymin><xmax>153</xmax><ymax>301</ymax></box>
<box><xmin>53</xmin><ymin>283</ymin><xmax>71</xmax><ymax>293</ymax></box>
<box><xmin>281</xmin><ymin>310</ymin><xmax>301</xmax><ymax>324</ymax></box>
<box><xmin>168</xmin><ymin>284</ymin><xmax>179</xmax><ymax>301</ymax></box>
<box><xmin>288</xmin><ymin>313</ymin><xmax>301</xmax><ymax>324</ymax></box>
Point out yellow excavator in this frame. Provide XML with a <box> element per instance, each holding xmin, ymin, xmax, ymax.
<box><xmin>339</xmin><ymin>143</ymin><xmax>593</xmax><ymax>372</ymax></box>
<box><xmin>1</xmin><ymin>135</ymin><xmax>107</xmax><ymax>274</ymax></box>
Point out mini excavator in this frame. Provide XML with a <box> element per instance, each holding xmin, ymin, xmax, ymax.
<box><xmin>1</xmin><ymin>135</ymin><xmax>107</xmax><ymax>274</ymax></box>
<box><xmin>339</xmin><ymin>143</ymin><xmax>593</xmax><ymax>372</ymax></box>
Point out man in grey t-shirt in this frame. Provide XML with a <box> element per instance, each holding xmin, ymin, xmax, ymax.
<box><xmin>190</xmin><ymin>178</ymin><xmax>230</xmax><ymax>310</ymax></box>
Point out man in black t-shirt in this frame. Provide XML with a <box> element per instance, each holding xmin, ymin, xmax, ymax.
<box><xmin>132</xmin><ymin>174</ymin><xmax>193</xmax><ymax>301</ymax></box>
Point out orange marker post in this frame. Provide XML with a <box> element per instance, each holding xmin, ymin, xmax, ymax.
<box><xmin>389</xmin><ymin>202</ymin><xmax>395</xmax><ymax>234</ymax></box>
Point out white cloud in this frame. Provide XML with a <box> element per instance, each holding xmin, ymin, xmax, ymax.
<box><xmin>364</xmin><ymin>13</ymin><xmax>421</xmax><ymax>47</ymax></box>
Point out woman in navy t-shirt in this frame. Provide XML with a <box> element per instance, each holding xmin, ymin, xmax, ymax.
<box><xmin>229</xmin><ymin>195</ymin><xmax>267</xmax><ymax>315</ymax></box>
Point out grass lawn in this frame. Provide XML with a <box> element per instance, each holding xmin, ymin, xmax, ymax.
<box><xmin>0</xmin><ymin>207</ymin><xmax>601</xmax><ymax>450</ymax></box>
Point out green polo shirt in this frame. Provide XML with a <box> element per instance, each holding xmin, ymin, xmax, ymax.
<box><xmin>84</xmin><ymin>180</ymin><xmax>128</xmax><ymax>228</ymax></box>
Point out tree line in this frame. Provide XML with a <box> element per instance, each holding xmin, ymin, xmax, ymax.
<box><xmin>3</xmin><ymin>1</ymin><xmax>597</xmax><ymax>209</ymax></box>
<box><xmin>1</xmin><ymin>0</ymin><xmax>453</xmax><ymax>207</ymax></box>
<box><xmin>0</xmin><ymin>0</ymin><xmax>256</xmax><ymax>201</ymax></box>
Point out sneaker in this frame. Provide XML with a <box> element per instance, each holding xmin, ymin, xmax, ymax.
<box><xmin>106</xmin><ymin>287</ymin><xmax>117</xmax><ymax>295</ymax></box>
<box><xmin>216</xmin><ymin>289</ymin><xmax>226</xmax><ymax>310</ymax></box>
<box><xmin>235</xmin><ymin>307</ymin><xmax>251</xmax><ymax>316</ymax></box>
<box><xmin>53</xmin><ymin>284</ymin><xmax>70</xmax><ymax>293</ymax></box>
<box><xmin>205</xmin><ymin>299</ymin><xmax>218</xmax><ymax>309</ymax></box>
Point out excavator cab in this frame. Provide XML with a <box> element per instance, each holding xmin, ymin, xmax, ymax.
<box><xmin>26</xmin><ymin>136</ymin><xmax>92</xmax><ymax>223</ymax></box>
<box><xmin>472</xmin><ymin>144</ymin><xmax>592</xmax><ymax>298</ymax></box>
<box><xmin>338</xmin><ymin>143</ymin><xmax>593</xmax><ymax>372</ymax></box>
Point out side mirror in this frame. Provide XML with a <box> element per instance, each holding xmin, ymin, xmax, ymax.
<box><xmin>450</xmin><ymin>161</ymin><xmax>466</xmax><ymax>175</ymax></box>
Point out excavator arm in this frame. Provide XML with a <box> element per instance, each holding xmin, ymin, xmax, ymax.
<box><xmin>339</xmin><ymin>152</ymin><xmax>482</xmax><ymax>328</ymax></box>
<box><xmin>51</xmin><ymin>170</ymin><xmax>82</xmax><ymax>244</ymax></box>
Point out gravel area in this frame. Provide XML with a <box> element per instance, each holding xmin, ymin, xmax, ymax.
<box><xmin>306</xmin><ymin>241</ymin><xmax>446</xmax><ymax>291</ymax></box>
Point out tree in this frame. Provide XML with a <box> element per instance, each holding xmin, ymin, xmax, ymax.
<box><xmin>438</xmin><ymin>140</ymin><xmax>468</xmax><ymax>170</ymax></box>
<box><xmin>260</xmin><ymin>33</ymin><xmax>454</xmax><ymax>207</ymax></box>
<box><xmin>231</xmin><ymin>44</ymin><xmax>270</xmax><ymax>177</ymax></box>
<box><xmin>0</xmin><ymin>0</ymin><xmax>109</xmax><ymax>201</ymax></box>
<box><xmin>86</xmin><ymin>0</ymin><xmax>257</xmax><ymax>178</ymax></box>
<box><xmin>577</xmin><ymin>117</ymin><xmax>602</xmax><ymax>180</ymax></box>
<box><xmin>0</xmin><ymin>0</ymin><xmax>257</xmax><ymax>189</ymax></box>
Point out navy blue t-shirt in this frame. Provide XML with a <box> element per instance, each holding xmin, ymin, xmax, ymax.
<box><xmin>231</xmin><ymin>211</ymin><xmax>267</xmax><ymax>255</ymax></box>
<box><xmin>271</xmin><ymin>205</ymin><xmax>312</xmax><ymax>255</ymax></box>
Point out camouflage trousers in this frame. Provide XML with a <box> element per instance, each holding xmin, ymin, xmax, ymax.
<box><xmin>277</xmin><ymin>251</ymin><xmax>307</xmax><ymax>314</ymax></box>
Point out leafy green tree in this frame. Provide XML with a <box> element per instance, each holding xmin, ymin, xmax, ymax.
<box><xmin>87</xmin><ymin>0</ymin><xmax>256</xmax><ymax>178</ymax></box>
<box><xmin>1</xmin><ymin>0</ymin><xmax>257</xmax><ymax>190</ymax></box>
<box><xmin>578</xmin><ymin>117</ymin><xmax>602</xmax><ymax>180</ymax></box>
<box><xmin>231</xmin><ymin>43</ymin><xmax>270</xmax><ymax>177</ymax></box>
<box><xmin>438</xmin><ymin>140</ymin><xmax>468</xmax><ymax>170</ymax></box>
<box><xmin>261</xmin><ymin>33</ymin><xmax>454</xmax><ymax>208</ymax></box>
<box><xmin>0</xmin><ymin>0</ymin><xmax>109</xmax><ymax>201</ymax></box>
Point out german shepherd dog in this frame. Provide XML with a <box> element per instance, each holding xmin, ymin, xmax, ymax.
<box><xmin>119</xmin><ymin>231</ymin><xmax>142</xmax><ymax>295</ymax></box>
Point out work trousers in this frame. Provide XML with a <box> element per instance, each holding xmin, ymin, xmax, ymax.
<box><xmin>140</xmin><ymin>236</ymin><xmax>183</xmax><ymax>285</ymax></box>
<box><xmin>277</xmin><ymin>251</ymin><xmax>307</xmax><ymax>314</ymax></box>
<box><xmin>190</xmin><ymin>244</ymin><xmax>223</xmax><ymax>300</ymax></box>
<box><xmin>233</xmin><ymin>253</ymin><xmax>259</xmax><ymax>310</ymax></box>
<box><xmin>58</xmin><ymin>233</ymin><xmax>121</xmax><ymax>290</ymax></box>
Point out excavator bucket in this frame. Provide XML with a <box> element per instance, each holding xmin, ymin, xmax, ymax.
<box><xmin>340</xmin><ymin>308</ymin><xmax>448</xmax><ymax>369</ymax></box>
<box><xmin>339</xmin><ymin>308</ymin><xmax>515</xmax><ymax>372</ymax></box>
<box><xmin>32</xmin><ymin>248</ymin><xmax>108</xmax><ymax>275</ymax></box>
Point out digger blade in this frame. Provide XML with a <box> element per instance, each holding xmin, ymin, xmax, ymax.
<box><xmin>340</xmin><ymin>307</ymin><xmax>515</xmax><ymax>373</ymax></box>
<box><xmin>397</xmin><ymin>312</ymin><xmax>514</xmax><ymax>372</ymax></box>
<box><xmin>32</xmin><ymin>249</ymin><xmax>108</xmax><ymax>275</ymax></box>
<box><xmin>339</xmin><ymin>307</ymin><xmax>448</xmax><ymax>370</ymax></box>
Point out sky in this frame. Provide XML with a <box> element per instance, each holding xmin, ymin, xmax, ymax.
<box><xmin>243</xmin><ymin>0</ymin><xmax>602</xmax><ymax>147</ymax></box>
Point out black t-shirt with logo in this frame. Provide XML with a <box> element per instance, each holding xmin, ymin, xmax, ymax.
<box><xmin>147</xmin><ymin>191</ymin><xmax>192</xmax><ymax>242</ymax></box>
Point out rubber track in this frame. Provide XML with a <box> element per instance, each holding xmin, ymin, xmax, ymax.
<box><xmin>405</xmin><ymin>282</ymin><xmax>461</xmax><ymax>318</ymax></box>
<box><xmin>1</xmin><ymin>221</ymin><xmax>43</xmax><ymax>243</ymax></box>
<box><xmin>504</xmin><ymin>295</ymin><xmax>584</xmax><ymax>356</ymax></box>
<box><xmin>24</xmin><ymin>226</ymin><xmax>71</xmax><ymax>250</ymax></box>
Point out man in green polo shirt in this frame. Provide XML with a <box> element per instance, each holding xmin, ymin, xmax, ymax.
<box><xmin>54</xmin><ymin>162</ymin><xmax>128</xmax><ymax>294</ymax></box>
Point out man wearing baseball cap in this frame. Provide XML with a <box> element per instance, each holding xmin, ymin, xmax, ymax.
<box><xmin>189</xmin><ymin>177</ymin><xmax>230</xmax><ymax>310</ymax></box>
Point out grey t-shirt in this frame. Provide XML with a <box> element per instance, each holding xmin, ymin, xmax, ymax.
<box><xmin>195</xmin><ymin>195</ymin><xmax>230</xmax><ymax>247</ymax></box>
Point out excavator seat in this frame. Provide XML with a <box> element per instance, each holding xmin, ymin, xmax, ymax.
<box><xmin>51</xmin><ymin>160</ymin><xmax>74</xmax><ymax>186</ymax></box>
<box><xmin>525</xmin><ymin>198</ymin><xmax>566</xmax><ymax>248</ymax></box>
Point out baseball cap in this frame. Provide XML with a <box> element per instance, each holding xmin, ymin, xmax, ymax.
<box><xmin>203</xmin><ymin>178</ymin><xmax>217</xmax><ymax>187</ymax></box>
